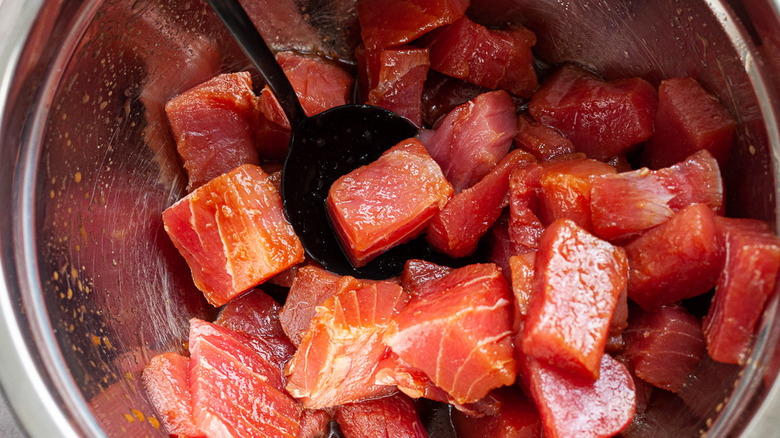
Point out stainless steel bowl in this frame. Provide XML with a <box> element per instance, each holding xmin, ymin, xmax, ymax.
<box><xmin>1</xmin><ymin>0</ymin><xmax>780</xmax><ymax>436</ymax></box>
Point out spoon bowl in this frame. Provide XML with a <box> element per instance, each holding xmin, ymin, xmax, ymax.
<box><xmin>207</xmin><ymin>0</ymin><xmax>426</xmax><ymax>278</ymax></box>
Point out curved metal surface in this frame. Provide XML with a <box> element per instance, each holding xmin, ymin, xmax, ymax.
<box><xmin>2</xmin><ymin>0</ymin><xmax>780</xmax><ymax>437</ymax></box>
<box><xmin>0</xmin><ymin>1</ymin><xmax>86</xmax><ymax>437</ymax></box>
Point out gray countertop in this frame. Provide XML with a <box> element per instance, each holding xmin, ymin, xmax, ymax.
<box><xmin>0</xmin><ymin>392</ymin><xmax>24</xmax><ymax>437</ymax></box>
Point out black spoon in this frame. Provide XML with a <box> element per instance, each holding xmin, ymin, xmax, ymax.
<box><xmin>206</xmin><ymin>0</ymin><xmax>425</xmax><ymax>279</ymax></box>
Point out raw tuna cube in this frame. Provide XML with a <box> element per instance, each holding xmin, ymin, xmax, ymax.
<box><xmin>374</xmin><ymin>353</ymin><xmax>498</xmax><ymax>416</ymax></box>
<box><xmin>268</xmin><ymin>263</ymin><xmax>299</xmax><ymax>288</ymax></box>
<box><xmin>519</xmin><ymin>354</ymin><xmax>636</xmax><ymax>438</ymax></box>
<box><xmin>188</xmin><ymin>319</ymin><xmax>301</xmax><ymax>437</ymax></box>
<box><xmin>401</xmin><ymin>259</ymin><xmax>454</xmax><ymax>300</ymax></box>
<box><xmin>279</xmin><ymin>264</ymin><xmax>348</xmax><ymax>346</ymax></box>
<box><xmin>421</xmin><ymin>70</ymin><xmax>494</xmax><ymax>127</ymax></box>
<box><xmin>356</xmin><ymin>0</ymin><xmax>469</xmax><ymax>51</ymax></box>
<box><xmin>356</xmin><ymin>45</ymin><xmax>430</xmax><ymax>127</ymax></box>
<box><xmin>487</xmin><ymin>213</ymin><xmax>532</xmax><ymax>282</ymax></box>
<box><xmin>623</xmin><ymin>305</ymin><xmax>706</xmax><ymax>393</ymax></box>
<box><xmin>515</xmin><ymin>114</ymin><xmax>575</xmax><ymax>160</ymax></box>
<box><xmin>165</xmin><ymin>72</ymin><xmax>261</xmax><ymax>191</ymax></box>
<box><xmin>625</xmin><ymin>203</ymin><xmax>723</xmax><ymax>310</ymax></box>
<box><xmin>276</xmin><ymin>52</ymin><xmax>354</xmax><ymax>117</ymax></box>
<box><xmin>704</xmin><ymin>217</ymin><xmax>780</xmax><ymax>364</ymax></box>
<box><xmin>327</xmin><ymin>138</ymin><xmax>453</xmax><ymax>268</ymax></box>
<box><xmin>280</xmin><ymin>268</ymin><xmax>378</xmax><ymax>347</ymax></box>
<box><xmin>659</xmin><ymin>149</ymin><xmax>724</xmax><ymax>213</ymax></box>
<box><xmin>522</xmin><ymin>219</ymin><xmax>628</xmax><ymax>380</ymax></box>
<box><xmin>299</xmin><ymin>410</ymin><xmax>332</xmax><ymax>438</ymax></box>
<box><xmin>426</xmin><ymin>149</ymin><xmax>535</xmax><ymax>257</ymax></box>
<box><xmin>425</xmin><ymin>16</ymin><xmax>538</xmax><ymax>97</ymax></box>
<box><xmin>420</xmin><ymin>90</ymin><xmax>518</xmax><ymax>193</ymax></box>
<box><xmin>162</xmin><ymin>164</ymin><xmax>304</xmax><ymax>307</ymax></box>
<box><xmin>451</xmin><ymin>385</ymin><xmax>543</xmax><ymax>438</ymax></box>
<box><xmin>508</xmin><ymin>163</ymin><xmax>546</xmax><ymax>250</ymax></box>
<box><xmin>510</xmin><ymin>251</ymin><xmax>536</xmax><ymax>323</ymax></box>
<box><xmin>335</xmin><ymin>393</ymin><xmax>428</xmax><ymax>438</ymax></box>
<box><xmin>284</xmin><ymin>281</ymin><xmax>409</xmax><ymax>409</ymax></box>
<box><xmin>142</xmin><ymin>353</ymin><xmax>204</xmax><ymax>437</ymax></box>
<box><xmin>643</xmin><ymin>77</ymin><xmax>736</xmax><ymax>169</ymax></box>
<box><xmin>190</xmin><ymin>319</ymin><xmax>287</xmax><ymax>391</ymax></box>
<box><xmin>384</xmin><ymin>263</ymin><xmax>517</xmax><ymax>404</ymax></box>
<box><xmin>528</xmin><ymin>65</ymin><xmax>657</xmax><ymax>160</ymax></box>
<box><xmin>591</xmin><ymin>150</ymin><xmax>723</xmax><ymax>241</ymax></box>
<box><xmin>254</xmin><ymin>88</ymin><xmax>291</xmax><ymax>161</ymax></box>
<box><xmin>255</xmin><ymin>52</ymin><xmax>354</xmax><ymax>160</ymax></box>
<box><xmin>215</xmin><ymin>289</ymin><xmax>296</xmax><ymax>368</ymax></box>
<box><xmin>537</xmin><ymin>155</ymin><xmax>616</xmax><ymax>232</ymax></box>
<box><xmin>607</xmin><ymin>289</ymin><xmax>629</xmax><ymax>354</ymax></box>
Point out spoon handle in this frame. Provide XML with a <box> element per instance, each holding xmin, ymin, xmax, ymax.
<box><xmin>206</xmin><ymin>0</ymin><xmax>306</xmax><ymax>126</ymax></box>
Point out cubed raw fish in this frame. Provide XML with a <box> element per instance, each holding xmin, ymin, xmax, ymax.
<box><xmin>528</xmin><ymin>65</ymin><xmax>657</xmax><ymax>160</ymax></box>
<box><xmin>591</xmin><ymin>150</ymin><xmax>723</xmax><ymax>241</ymax></box>
<box><xmin>515</xmin><ymin>114</ymin><xmax>575</xmax><ymax>160</ymax></box>
<box><xmin>623</xmin><ymin>305</ymin><xmax>705</xmax><ymax>393</ymax></box>
<box><xmin>284</xmin><ymin>281</ymin><xmax>409</xmax><ymax>409</ymax></box>
<box><xmin>518</xmin><ymin>353</ymin><xmax>636</xmax><ymax>438</ymax></box>
<box><xmin>658</xmin><ymin>150</ymin><xmax>724</xmax><ymax>214</ymax></box>
<box><xmin>401</xmin><ymin>259</ymin><xmax>454</xmax><ymax>300</ymax></box>
<box><xmin>255</xmin><ymin>52</ymin><xmax>354</xmax><ymax>160</ymax></box>
<box><xmin>508</xmin><ymin>155</ymin><xmax>612</xmax><ymax>245</ymax></box>
<box><xmin>374</xmin><ymin>353</ymin><xmax>497</xmax><ymax>416</ymax></box>
<box><xmin>215</xmin><ymin>288</ymin><xmax>296</xmax><ymax>369</ymax></box>
<box><xmin>142</xmin><ymin>353</ymin><xmax>204</xmax><ymax>437</ymax></box>
<box><xmin>427</xmin><ymin>149</ymin><xmax>535</xmax><ymax>257</ymax></box>
<box><xmin>335</xmin><ymin>393</ymin><xmax>428</xmax><ymax>438</ymax></box>
<box><xmin>522</xmin><ymin>219</ymin><xmax>628</xmax><ymax>380</ymax></box>
<box><xmin>327</xmin><ymin>138</ymin><xmax>453</xmax><ymax>268</ymax></box>
<box><xmin>508</xmin><ymin>163</ymin><xmax>546</xmax><ymax>250</ymax></box>
<box><xmin>356</xmin><ymin>0</ymin><xmax>469</xmax><ymax>51</ymax></box>
<box><xmin>162</xmin><ymin>164</ymin><xmax>304</xmax><ymax>307</ymax></box>
<box><xmin>384</xmin><ymin>263</ymin><xmax>517</xmax><ymax>404</ymax></box>
<box><xmin>279</xmin><ymin>264</ymin><xmax>349</xmax><ymax>346</ymax></box>
<box><xmin>451</xmin><ymin>385</ymin><xmax>543</xmax><ymax>438</ymax></box>
<box><xmin>420</xmin><ymin>90</ymin><xmax>518</xmax><ymax>193</ymax></box>
<box><xmin>625</xmin><ymin>203</ymin><xmax>723</xmax><ymax>310</ymax></box>
<box><xmin>356</xmin><ymin>45</ymin><xmax>430</xmax><ymax>127</ymax></box>
<box><xmin>421</xmin><ymin>70</ymin><xmax>493</xmax><ymax>127</ymax></box>
<box><xmin>425</xmin><ymin>16</ymin><xmax>537</xmax><ymax>97</ymax></box>
<box><xmin>254</xmin><ymin>88</ymin><xmax>291</xmax><ymax>161</ymax></box>
<box><xmin>165</xmin><ymin>72</ymin><xmax>261</xmax><ymax>191</ymax></box>
<box><xmin>643</xmin><ymin>77</ymin><xmax>736</xmax><ymax>169</ymax></box>
<box><xmin>299</xmin><ymin>410</ymin><xmax>332</xmax><ymax>438</ymax></box>
<box><xmin>189</xmin><ymin>318</ymin><xmax>301</xmax><ymax>437</ymax></box>
<box><xmin>624</xmin><ymin>306</ymin><xmax>706</xmax><ymax>393</ymax></box>
<box><xmin>508</xmin><ymin>252</ymin><xmax>539</xmax><ymax>409</ymax></box>
<box><xmin>536</xmin><ymin>155</ymin><xmax>616</xmax><ymax>232</ymax></box>
<box><xmin>488</xmin><ymin>213</ymin><xmax>533</xmax><ymax>282</ymax></box>
<box><xmin>704</xmin><ymin>217</ymin><xmax>780</xmax><ymax>364</ymax></box>
<box><xmin>510</xmin><ymin>251</ymin><xmax>536</xmax><ymax>326</ymax></box>
<box><xmin>607</xmin><ymin>289</ymin><xmax>629</xmax><ymax>353</ymax></box>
